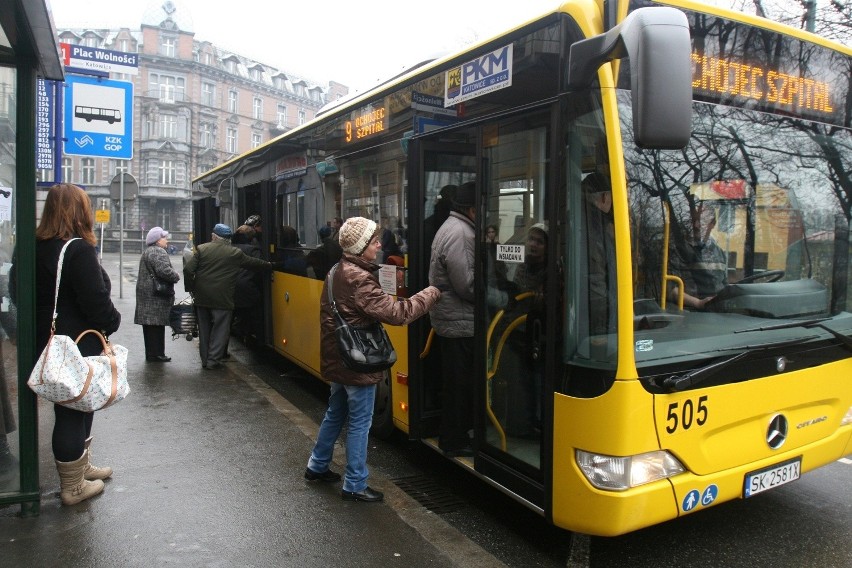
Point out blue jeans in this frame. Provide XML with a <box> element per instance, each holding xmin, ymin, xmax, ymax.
<box><xmin>307</xmin><ymin>382</ymin><xmax>376</xmax><ymax>492</ymax></box>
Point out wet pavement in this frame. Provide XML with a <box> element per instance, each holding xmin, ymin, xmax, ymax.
<box><xmin>0</xmin><ymin>252</ymin><xmax>505</xmax><ymax>567</ymax></box>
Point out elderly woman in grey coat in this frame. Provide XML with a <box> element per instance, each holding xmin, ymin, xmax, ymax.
<box><xmin>136</xmin><ymin>227</ymin><xmax>181</xmax><ymax>362</ymax></box>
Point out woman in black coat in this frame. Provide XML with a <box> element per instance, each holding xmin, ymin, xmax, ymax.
<box><xmin>33</xmin><ymin>184</ymin><xmax>121</xmax><ymax>505</ymax></box>
<box><xmin>135</xmin><ymin>226</ymin><xmax>180</xmax><ymax>361</ymax></box>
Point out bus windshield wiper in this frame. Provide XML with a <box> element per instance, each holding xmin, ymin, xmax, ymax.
<box><xmin>662</xmin><ymin>336</ymin><xmax>818</xmax><ymax>392</ymax></box>
<box><xmin>735</xmin><ymin>318</ymin><xmax>852</xmax><ymax>353</ymax></box>
<box><xmin>734</xmin><ymin>317</ymin><xmax>831</xmax><ymax>334</ymax></box>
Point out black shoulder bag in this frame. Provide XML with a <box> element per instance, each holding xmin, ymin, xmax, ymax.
<box><xmin>146</xmin><ymin>253</ymin><xmax>174</xmax><ymax>297</ymax></box>
<box><xmin>327</xmin><ymin>263</ymin><xmax>396</xmax><ymax>373</ymax></box>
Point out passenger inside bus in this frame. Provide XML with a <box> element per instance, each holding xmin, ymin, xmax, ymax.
<box><xmin>495</xmin><ymin>222</ymin><xmax>549</xmax><ymax>440</ymax></box>
<box><xmin>276</xmin><ymin>225</ymin><xmax>308</xmax><ymax>276</ymax></box>
<box><xmin>582</xmin><ymin>172</ymin><xmax>616</xmax><ymax>335</ymax></box>
<box><xmin>669</xmin><ymin>201</ymin><xmax>728</xmax><ymax>310</ymax></box>
<box><xmin>306</xmin><ymin>225</ymin><xmax>342</xmax><ymax>280</ymax></box>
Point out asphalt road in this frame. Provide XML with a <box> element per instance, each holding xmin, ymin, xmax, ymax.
<box><xmin>98</xmin><ymin>251</ymin><xmax>852</xmax><ymax>567</ymax></box>
<box><xmin>241</xmin><ymin>346</ymin><xmax>852</xmax><ymax>568</ymax></box>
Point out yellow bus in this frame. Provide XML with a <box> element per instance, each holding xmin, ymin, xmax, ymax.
<box><xmin>193</xmin><ymin>0</ymin><xmax>852</xmax><ymax>536</ymax></box>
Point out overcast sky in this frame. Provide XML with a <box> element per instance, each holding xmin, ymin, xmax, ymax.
<box><xmin>48</xmin><ymin>0</ymin><xmax>562</xmax><ymax>93</ymax></box>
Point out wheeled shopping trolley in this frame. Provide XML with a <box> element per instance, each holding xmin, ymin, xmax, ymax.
<box><xmin>169</xmin><ymin>296</ymin><xmax>198</xmax><ymax>341</ymax></box>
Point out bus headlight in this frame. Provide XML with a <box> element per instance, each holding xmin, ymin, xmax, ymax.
<box><xmin>576</xmin><ymin>449</ymin><xmax>685</xmax><ymax>491</ymax></box>
<box><xmin>842</xmin><ymin>406</ymin><xmax>852</xmax><ymax>426</ymax></box>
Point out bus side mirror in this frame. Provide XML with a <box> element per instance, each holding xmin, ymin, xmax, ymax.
<box><xmin>567</xmin><ymin>7</ymin><xmax>692</xmax><ymax>150</ymax></box>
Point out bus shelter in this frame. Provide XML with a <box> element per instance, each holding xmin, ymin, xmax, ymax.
<box><xmin>0</xmin><ymin>0</ymin><xmax>64</xmax><ymax>514</ymax></box>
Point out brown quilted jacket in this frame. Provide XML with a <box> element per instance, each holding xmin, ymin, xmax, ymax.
<box><xmin>320</xmin><ymin>253</ymin><xmax>440</xmax><ymax>386</ymax></box>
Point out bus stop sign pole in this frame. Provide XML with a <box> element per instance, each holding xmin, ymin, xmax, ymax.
<box><xmin>108</xmin><ymin>172</ymin><xmax>138</xmax><ymax>299</ymax></box>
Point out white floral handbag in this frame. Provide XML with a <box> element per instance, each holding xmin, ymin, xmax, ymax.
<box><xmin>27</xmin><ymin>239</ymin><xmax>129</xmax><ymax>412</ymax></box>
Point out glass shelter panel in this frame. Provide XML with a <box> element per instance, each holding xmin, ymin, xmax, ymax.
<box><xmin>0</xmin><ymin>67</ymin><xmax>19</xmax><ymax>495</ymax></box>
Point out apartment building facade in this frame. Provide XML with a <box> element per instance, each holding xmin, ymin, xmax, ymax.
<box><xmin>52</xmin><ymin>2</ymin><xmax>348</xmax><ymax>251</ymax></box>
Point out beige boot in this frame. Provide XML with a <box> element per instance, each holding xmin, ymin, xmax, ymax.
<box><xmin>56</xmin><ymin>451</ymin><xmax>104</xmax><ymax>506</ymax></box>
<box><xmin>83</xmin><ymin>437</ymin><xmax>113</xmax><ymax>480</ymax></box>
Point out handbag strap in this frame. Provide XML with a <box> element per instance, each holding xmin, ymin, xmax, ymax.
<box><xmin>50</xmin><ymin>238</ymin><xmax>82</xmax><ymax>332</ymax></box>
<box><xmin>326</xmin><ymin>262</ymin><xmax>343</xmax><ymax>317</ymax></box>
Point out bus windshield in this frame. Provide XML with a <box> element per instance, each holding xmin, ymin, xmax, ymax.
<box><xmin>623</xmin><ymin>93</ymin><xmax>852</xmax><ymax>369</ymax></box>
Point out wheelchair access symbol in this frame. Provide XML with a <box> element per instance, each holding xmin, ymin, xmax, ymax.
<box><xmin>682</xmin><ymin>484</ymin><xmax>719</xmax><ymax>512</ymax></box>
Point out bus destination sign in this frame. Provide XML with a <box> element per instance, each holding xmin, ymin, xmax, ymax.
<box><xmin>692</xmin><ymin>52</ymin><xmax>834</xmax><ymax>117</ymax></box>
<box><xmin>345</xmin><ymin>105</ymin><xmax>387</xmax><ymax>143</ymax></box>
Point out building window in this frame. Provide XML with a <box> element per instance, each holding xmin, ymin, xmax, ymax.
<box><xmin>226</xmin><ymin>128</ymin><xmax>237</xmax><ymax>153</ymax></box>
<box><xmin>277</xmin><ymin>104</ymin><xmax>287</xmax><ymax>127</ymax></box>
<box><xmin>250</xmin><ymin>67</ymin><xmax>262</xmax><ymax>81</ymax></box>
<box><xmin>202</xmin><ymin>82</ymin><xmax>215</xmax><ymax>106</ymax></box>
<box><xmin>157</xmin><ymin>206</ymin><xmax>172</xmax><ymax>230</ymax></box>
<box><xmin>253</xmin><ymin>97</ymin><xmax>263</xmax><ymax>120</ymax></box>
<box><xmin>81</xmin><ymin>158</ymin><xmax>95</xmax><ymax>185</ymax></box>
<box><xmin>199</xmin><ymin>163</ymin><xmax>215</xmax><ymax>177</ymax></box>
<box><xmin>62</xmin><ymin>158</ymin><xmax>72</xmax><ymax>182</ymax></box>
<box><xmin>251</xmin><ymin>132</ymin><xmax>262</xmax><ymax>148</ymax></box>
<box><xmin>161</xmin><ymin>114</ymin><xmax>177</xmax><ymax>139</ymax></box>
<box><xmin>161</xmin><ymin>35</ymin><xmax>176</xmax><ymax>57</ymax></box>
<box><xmin>159</xmin><ymin>160</ymin><xmax>176</xmax><ymax>185</ymax></box>
<box><xmin>37</xmin><ymin>169</ymin><xmax>53</xmax><ymax>183</ymax></box>
<box><xmin>112</xmin><ymin>159</ymin><xmax>129</xmax><ymax>177</ymax></box>
<box><xmin>200</xmin><ymin>123</ymin><xmax>213</xmax><ymax>148</ymax></box>
<box><xmin>225</xmin><ymin>59</ymin><xmax>236</xmax><ymax>74</ymax></box>
<box><xmin>228</xmin><ymin>90</ymin><xmax>238</xmax><ymax>113</ymax></box>
<box><xmin>298</xmin><ymin>109</ymin><xmax>306</xmax><ymax>125</ymax></box>
<box><xmin>150</xmin><ymin>73</ymin><xmax>185</xmax><ymax>103</ymax></box>
<box><xmin>273</xmin><ymin>76</ymin><xmax>286</xmax><ymax>90</ymax></box>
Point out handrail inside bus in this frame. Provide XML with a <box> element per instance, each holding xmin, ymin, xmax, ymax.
<box><xmin>486</xmin><ymin>314</ymin><xmax>528</xmax><ymax>452</ymax></box>
<box><xmin>419</xmin><ymin>328</ymin><xmax>435</xmax><ymax>359</ymax></box>
<box><xmin>484</xmin><ymin>292</ymin><xmax>535</xmax><ymax>452</ymax></box>
<box><xmin>660</xmin><ymin>202</ymin><xmax>685</xmax><ymax>311</ymax></box>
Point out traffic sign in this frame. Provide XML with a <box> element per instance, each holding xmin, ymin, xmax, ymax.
<box><xmin>63</xmin><ymin>74</ymin><xmax>134</xmax><ymax>159</ymax></box>
<box><xmin>95</xmin><ymin>209</ymin><xmax>111</xmax><ymax>224</ymax></box>
<box><xmin>109</xmin><ymin>173</ymin><xmax>138</xmax><ymax>201</ymax></box>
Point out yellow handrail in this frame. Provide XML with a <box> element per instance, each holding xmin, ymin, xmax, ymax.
<box><xmin>660</xmin><ymin>202</ymin><xmax>685</xmax><ymax>311</ymax></box>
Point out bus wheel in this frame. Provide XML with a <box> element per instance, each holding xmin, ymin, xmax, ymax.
<box><xmin>370</xmin><ymin>369</ymin><xmax>395</xmax><ymax>439</ymax></box>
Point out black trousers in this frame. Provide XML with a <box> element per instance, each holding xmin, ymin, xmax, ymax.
<box><xmin>142</xmin><ymin>324</ymin><xmax>166</xmax><ymax>359</ymax></box>
<box><xmin>437</xmin><ymin>335</ymin><xmax>475</xmax><ymax>451</ymax></box>
<box><xmin>52</xmin><ymin>404</ymin><xmax>93</xmax><ymax>462</ymax></box>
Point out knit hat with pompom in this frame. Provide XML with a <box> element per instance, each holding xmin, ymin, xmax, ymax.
<box><xmin>338</xmin><ymin>217</ymin><xmax>379</xmax><ymax>255</ymax></box>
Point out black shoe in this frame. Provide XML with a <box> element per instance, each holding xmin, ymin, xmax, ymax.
<box><xmin>203</xmin><ymin>362</ymin><xmax>223</xmax><ymax>370</ymax></box>
<box><xmin>304</xmin><ymin>468</ymin><xmax>341</xmax><ymax>482</ymax></box>
<box><xmin>220</xmin><ymin>353</ymin><xmax>231</xmax><ymax>361</ymax></box>
<box><xmin>146</xmin><ymin>355</ymin><xmax>171</xmax><ymax>362</ymax></box>
<box><xmin>341</xmin><ymin>487</ymin><xmax>384</xmax><ymax>503</ymax></box>
<box><xmin>443</xmin><ymin>447</ymin><xmax>474</xmax><ymax>458</ymax></box>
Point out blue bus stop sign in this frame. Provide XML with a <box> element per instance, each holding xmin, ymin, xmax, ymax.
<box><xmin>63</xmin><ymin>74</ymin><xmax>133</xmax><ymax>159</ymax></box>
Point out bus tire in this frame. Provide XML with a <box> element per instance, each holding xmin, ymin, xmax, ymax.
<box><xmin>370</xmin><ymin>369</ymin><xmax>395</xmax><ymax>439</ymax></box>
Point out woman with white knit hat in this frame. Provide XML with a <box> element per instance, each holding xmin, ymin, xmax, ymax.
<box><xmin>305</xmin><ymin>216</ymin><xmax>441</xmax><ymax>503</ymax></box>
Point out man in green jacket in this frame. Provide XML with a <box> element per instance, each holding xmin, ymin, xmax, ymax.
<box><xmin>184</xmin><ymin>223</ymin><xmax>271</xmax><ymax>370</ymax></box>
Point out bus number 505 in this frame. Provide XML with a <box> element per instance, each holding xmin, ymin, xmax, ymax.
<box><xmin>666</xmin><ymin>396</ymin><xmax>709</xmax><ymax>434</ymax></box>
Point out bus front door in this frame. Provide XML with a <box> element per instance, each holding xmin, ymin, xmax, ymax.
<box><xmin>411</xmin><ymin>111</ymin><xmax>552</xmax><ymax>508</ymax></box>
<box><xmin>408</xmin><ymin>135</ymin><xmax>476</xmax><ymax>442</ymax></box>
